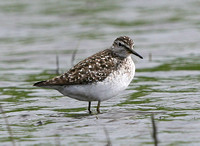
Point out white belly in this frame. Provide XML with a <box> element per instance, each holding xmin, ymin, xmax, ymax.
<box><xmin>58</xmin><ymin>56</ymin><xmax>135</xmax><ymax>101</ymax></box>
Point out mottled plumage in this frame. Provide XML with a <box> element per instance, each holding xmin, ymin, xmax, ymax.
<box><xmin>34</xmin><ymin>49</ymin><xmax>124</xmax><ymax>86</ymax></box>
<box><xmin>34</xmin><ymin>36</ymin><xmax>143</xmax><ymax>114</ymax></box>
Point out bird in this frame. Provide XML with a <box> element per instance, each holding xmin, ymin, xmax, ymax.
<box><xmin>33</xmin><ymin>36</ymin><xmax>143</xmax><ymax>114</ymax></box>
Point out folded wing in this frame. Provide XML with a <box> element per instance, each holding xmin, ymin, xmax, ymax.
<box><xmin>34</xmin><ymin>49</ymin><xmax>124</xmax><ymax>87</ymax></box>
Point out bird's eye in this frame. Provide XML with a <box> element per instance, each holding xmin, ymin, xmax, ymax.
<box><xmin>118</xmin><ymin>42</ymin><xmax>122</xmax><ymax>46</ymax></box>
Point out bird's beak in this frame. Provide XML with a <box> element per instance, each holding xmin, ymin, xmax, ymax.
<box><xmin>130</xmin><ymin>49</ymin><xmax>143</xmax><ymax>59</ymax></box>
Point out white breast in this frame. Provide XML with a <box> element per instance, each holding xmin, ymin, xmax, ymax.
<box><xmin>58</xmin><ymin>56</ymin><xmax>135</xmax><ymax>101</ymax></box>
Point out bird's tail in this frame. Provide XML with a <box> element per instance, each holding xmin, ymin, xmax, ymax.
<box><xmin>33</xmin><ymin>75</ymin><xmax>67</xmax><ymax>88</ymax></box>
<box><xmin>33</xmin><ymin>81</ymin><xmax>47</xmax><ymax>87</ymax></box>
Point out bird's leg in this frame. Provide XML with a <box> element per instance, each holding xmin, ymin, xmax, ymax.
<box><xmin>97</xmin><ymin>101</ymin><xmax>101</xmax><ymax>114</ymax></box>
<box><xmin>88</xmin><ymin>101</ymin><xmax>92</xmax><ymax>114</ymax></box>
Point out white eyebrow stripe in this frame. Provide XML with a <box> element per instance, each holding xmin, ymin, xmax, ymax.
<box><xmin>117</xmin><ymin>41</ymin><xmax>130</xmax><ymax>49</ymax></box>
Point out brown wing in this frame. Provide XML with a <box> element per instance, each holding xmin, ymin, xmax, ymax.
<box><xmin>34</xmin><ymin>49</ymin><xmax>124</xmax><ymax>87</ymax></box>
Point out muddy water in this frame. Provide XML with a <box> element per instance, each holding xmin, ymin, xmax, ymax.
<box><xmin>0</xmin><ymin>0</ymin><xmax>200</xmax><ymax>145</ymax></box>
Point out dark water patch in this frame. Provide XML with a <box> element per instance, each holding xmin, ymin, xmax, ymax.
<box><xmin>49</xmin><ymin>111</ymin><xmax>93</xmax><ymax>119</ymax></box>
<box><xmin>40</xmin><ymin>0</ymin><xmax>119</xmax><ymax>16</ymax></box>
<box><xmin>0</xmin><ymin>87</ymin><xmax>34</xmax><ymax>103</ymax></box>
<box><xmin>101</xmin><ymin>19</ymin><xmax>152</xmax><ymax>27</ymax></box>
<box><xmin>0</xmin><ymin>36</ymin><xmax>53</xmax><ymax>45</ymax></box>
<box><xmin>28</xmin><ymin>22</ymin><xmax>62</xmax><ymax>28</ymax></box>
<box><xmin>74</xmin><ymin>4</ymin><xmax>119</xmax><ymax>15</ymax></box>
<box><xmin>8</xmin><ymin>123</ymin><xmax>38</xmax><ymax>132</ymax></box>
<box><xmin>168</xmin><ymin>112</ymin><xmax>188</xmax><ymax>118</ymax></box>
<box><xmin>0</xmin><ymin>37</ymin><xmax>16</xmax><ymax>44</ymax></box>
<box><xmin>118</xmin><ymin>97</ymin><xmax>151</xmax><ymax>106</ymax></box>
<box><xmin>0</xmin><ymin>2</ymin><xmax>28</xmax><ymax>13</ymax></box>
<box><xmin>130</xmin><ymin>91</ymin><xmax>150</xmax><ymax>100</ymax></box>
<box><xmin>4</xmin><ymin>106</ymin><xmax>48</xmax><ymax>114</ymax></box>
<box><xmin>138</xmin><ymin>55</ymin><xmax>200</xmax><ymax>72</ymax></box>
<box><xmin>53</xmin><ymin>107</ymin><xmax>86</xmax><ymax>113</ymax></box>
<box><xmin>0</xmin><ymin>137</ymin><xmax>21</xmax><ymax>143</ymax></box>
<box><xmin>25</xmin><ymin>70</ymin><xmax>58</xmax><ymax>82</ymax></box>
<box><xmin>167</xmin><ymin>15</ymin><xmax>184</xmax><ymax>22</ymax></box>
<box><xmin>19</xmin><ymin>37</ymin><xmax>39</xmax><ymax>45</ymax></box>
<box><xmin>2</xmin><ymin>59</ymin><xmax>29</xmax><ymax>64</ymax></box>
<box><xmin>33</xmin><ymin>120</ymin><xmax>55</xmax><ymax>127</ymax></box>
<box><xmin>155</xmin><ymin>106</ymin><xmax>200</xmax><ymax>112</ymax></box>
<box><xmin>6</xmin><ymin>49</ymin><xmax>75</xmax><ymax>57</ymax></box>
<box><xmin>64</xmin><ymin>113</ymin><xmax>92</xmax><ymax>118</ymax></box>
<box><xmin>134</xmin><ymin>76</ymin><xmax>160</xmax><ymax>83</ymax></box>
<box><xmin>169</xmin><ymin>141</ymin><xmax>196</xmax><ymax>145</ymax></box>
<box><xmin>75</xmin><ymin>32</ymin><xmax>105</xmax><ymax>40</ymax></box>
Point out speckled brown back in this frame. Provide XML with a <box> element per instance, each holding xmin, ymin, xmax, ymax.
<box><xmin>34</xmin><ymin>49</ymin><xmax>125</xmax><ymax>86</ymax></box>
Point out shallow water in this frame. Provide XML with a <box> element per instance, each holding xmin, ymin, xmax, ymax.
<box><xmin>0</xmin><ymin>0</ymin><xmax>200</xmax><ymax>145</ymax></box>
